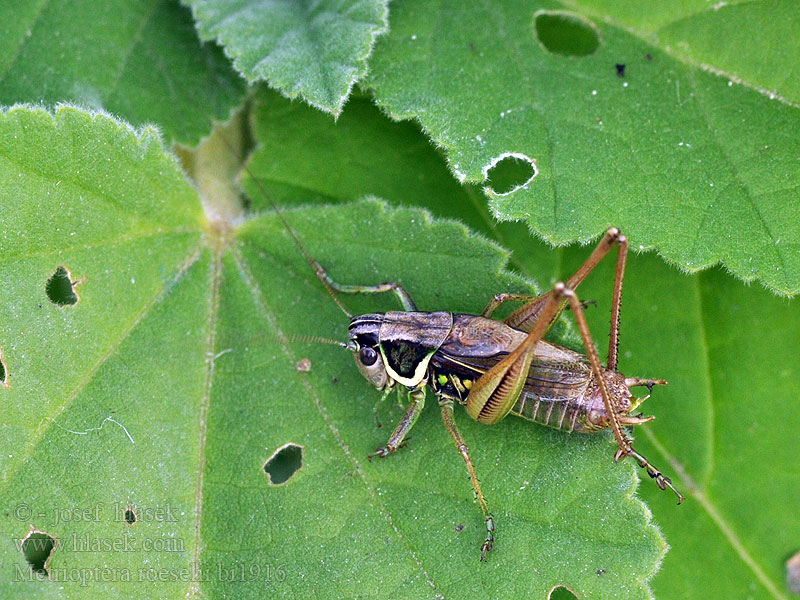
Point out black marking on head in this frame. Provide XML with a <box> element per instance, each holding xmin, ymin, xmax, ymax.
<box><xmin>348</xmin><ymin>313</ymin><xmax>382</xmax><ymax>348</ymax></box>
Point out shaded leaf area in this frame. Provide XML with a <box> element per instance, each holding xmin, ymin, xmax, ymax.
<box><xmin>244</xmin><ymin>87</ymin><xmax>565</xmax><ymax>287</ymax></box>
<box><xmin>0</xmin><ymin>106</ymin><xmax>663</xmax><ymax>599</ymax></box>
<box><xmin>365</xmin><ymin>0</ymin><xmax>800</xmax><ymax>295</ymax></box>
<box><xmin>242</xmin><ymin>89</ymin><xmax>800</xmax><ymax>598</ymax></box>
<box><xmin>183</xmin><ymin>0</ymin><xmax>388</xmax><ymax>115</ymax></box>
<box><xmin>568</xmin><ymin>0</ymin><xmax>800</xmax><ymax>105</ymax></box>
<box><xmin>0</xmin><ymin>0</ymin><xmax>245</xmax><ymax>145</ymax></box>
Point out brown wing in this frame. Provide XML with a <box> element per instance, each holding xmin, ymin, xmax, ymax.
<box><xmin>433</xmin><ymin>314</ymin><xmax>592</xmax><ymax>403</ymax></box>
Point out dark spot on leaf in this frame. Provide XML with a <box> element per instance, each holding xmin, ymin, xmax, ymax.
<box><xmin>646</xmin><ymin>53</ymin><xmax>653</xmax><ymax>61</ymax></box>
<box><xmin>264</xmin><ymin>443</ymin><xmax>303</xmax><ymax>485</ymax></box>
<box><xmin>534</xmin><ymin>11</ymin><xmax>599</xmax><ymax>57</ymax></box>
<box><xmin>615</xmin><ymin>63</ymin><xmax>626</xmax><ymax>77</ymax></box>
<box><xmin>46</xmin><ymin>266</ymin><xmax>78</xmax><ymax>306</ymax></box>
<box><xmin>455</xmin><ymin>524</ymin><xmax>464</xmax><ymax>532</ymax></box>
<box><xmin>124</xmin><ymin>507</ymin><xmax>137</xmax><ymax>526</ymax></box>
<box><xmin>549</xmin><ymin>585</ymin><xmax>579</xmax><ymax>600</ymax></box>
<box><xmin>21</xmin><ymin>529</ymin><xmax>56</xmax><ymax>575</ymax></box>
<box><xmin>486</xmin><ymin>156</ymin><xmax>536</xmax><ymax>194</ymax></box>
<box><xmin>332</xmin><ymin>376</ymin><xmax>338</xmax><ymax>384</ymax></box>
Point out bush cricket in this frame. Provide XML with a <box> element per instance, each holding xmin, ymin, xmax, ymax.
<box><xmin>231</xmin><ymin>140</ymin><xmax>683</xmax><ymax>562</ymax></box>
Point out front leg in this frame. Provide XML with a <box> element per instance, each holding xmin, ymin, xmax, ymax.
<box><xmin>369</xmin><ymin>387</ymin><xmax>425</xmax><ymax>459</ymax></box>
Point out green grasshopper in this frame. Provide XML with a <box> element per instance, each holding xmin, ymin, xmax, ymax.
<box><xmin>268</xmin><ymin>205</ymin><xmax>683</xmax><ymax>561</ymax></box>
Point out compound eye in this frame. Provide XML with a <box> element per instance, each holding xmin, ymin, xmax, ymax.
<box><xmin>359</xmin><ymin>346</ymin><xmax>378</xmax><ymax>366</ymax></box>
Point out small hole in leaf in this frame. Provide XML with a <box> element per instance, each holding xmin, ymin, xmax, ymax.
<box><xmin>549</xmin><ymin>585</ymin><xmax>579</xmax><ymax>600</ymax></box>
<box><xmin>45</xmin><ymin>266</ymin><xmax>78</xmax><ymax>306</ymax></box>
<box><xmin>124</xmin><ymin>507</ymin><xmax>137</xmax><ymax>526</ymax></box>
<box><xmin>486</xmin><ymin>154</ymin><xmax>536</xmax><ymax>195</ymax></box>
<box><xmin>0</xmin><ymin>349</ymin><xmax>7</xmax><ymax>387</ymax></box>
<box><xmin>264</xmin><ymin>443</ymin><xmax>303</xmax><ymax>485</ymax></box>
<box><xmin>21</xmin><ymin>529</ymin><xmax>56</xmax><ymax>576</ymax></box>
<box><xmin>787</xmin><ymin>550</ymin><xmax>800</xmax><ymax>594</ymax></box>
<box><xmin>535</xmin><ymin>11</ymin><xmax>599</xmax><ymax>57</ymax></box>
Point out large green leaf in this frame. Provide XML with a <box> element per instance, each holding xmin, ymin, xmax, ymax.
<box><xmin>0</xmin><ymin>106</ymin><xmax>664</xmax><ymax>599</ymax></box>
<box><xmin>183</xmin><ymin>0</ymin><xmax>389</xmax><ymax>115</ymax></box>
<box><xmin>365</xmin><ymin>0</ymin><xmax>800</xmax><ymax>295</ymax></box>
<box><xmin>243</xmin><ymin>89</ymin><xmax>800</xmax><ymax>599</ymax></box>
<box><xmin>0</xmin><ymin>0</ymin><xmax>245</xmax><ymax>145</ymax></box>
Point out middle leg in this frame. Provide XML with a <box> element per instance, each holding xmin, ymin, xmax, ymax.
<box><xmin>439</xmin><ymin>396</ymin><xmax>494</xmax><ymax>561</ymax></box>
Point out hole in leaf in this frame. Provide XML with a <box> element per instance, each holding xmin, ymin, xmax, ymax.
<box><xmin>0</xmin><ymin>349</ymin><xmax>7</xmax><ymax>387</ymax></box>
<box><xmin>485</xmin><ymin>154</ymin><xmax>537</xmax><ymax>195</ymax></box>
<box><xmin>549</xmin><ymin>585</ymin><xmax>579</xmax><ymax>600</ymax></box>
<box><xmin>264</xmin><ymin>443</ymin><xmax>303</xmax><ymax>485</ymax></box>
<box><xmin>124</xmin><ymin>507</ymin><xmax>137</xmax><ymax>526</ymax></box>
<box><xmin>21</xmin><ymin>529</ymin><xmax>56</xmax><ymax>576</ymax></box>
<box><xmin>45</xmin><ymin>266</ymin><xmax>78</xmax><ymax>306</ymax></box>
<box><xmin>535</xmin><ymin>11</ymin><xmax>600</xmax><ymax>57</ymax></box>
<box><xmin>787</xmin><ymin>550</ymin><xmax>800</xmax><ymax>594</ymax></box>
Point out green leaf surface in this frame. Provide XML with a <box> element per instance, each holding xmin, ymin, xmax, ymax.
<box><xmin>0</xmin><ymin>106</ymin><xmax>665</xmax><ymax>599</ymax></box>
<box><xmin>0</xmin><ymin>0</ymin><xmax>245</xmax><ymax>145</ymax></box>
<box><xmin>365</xmin><ymin>0</ymin><xmax>800</xmax><ymax>295</ymax></box>
<box><xmin>183</xmin><ymin>0</ymin><xmax>389</xmax><ymax>115</ymax></box>
<box><xmin>567</xmin><ymin>0</ymin><xmax>800</xmax><ymax>105</ymax></box>
<box><xmin>244</xmin><ymin>90</ymin><xmax>800</xmax><ymax>599</ymax></box>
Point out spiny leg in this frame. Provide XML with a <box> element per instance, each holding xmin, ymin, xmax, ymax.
<box><xmin>369</xmin><ymin>387</ymin><xmax>425</xmax><ymax>459</ymax></box>
<box><xmin>481</xmin><ymin>292</ymin><xmax>544</xmax><ymax>319</ymax></box>
<box><xmin>622</xmin><ymin>448</ymin><xmax>684</xmax><ymax>503</ymax></box>
<box><xmin>560</xmin><ymin>285</ymin><xmax>683</xmax><ymax>502</ymax></box>
<box><xmin>310</xmin><ymin>259</ymin><xmax>417</xmax><ymax>311</ymax></box>
<box><xmin>496</xmin><ymin>228</ymin><xmax>627</xmax><ymax>334</ymax></box>
<box><xmin>482</xmin><ymin>292</ymin><xmax>596</xmax><ymax>319</ymax></box>
<box><xmin>606</xmin><ymin>230</ymin><xmax>628</xmax><ymax>371</ymax></box>
<box><xmin>439</xmin><ymin>397</ymin><xmax>494</xmax><ymax>561</ymax></box>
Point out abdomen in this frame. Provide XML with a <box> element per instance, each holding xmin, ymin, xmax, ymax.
<box><xmin>510</xmin><ymin>357</ymin><xmax>595</xmax><ymax>433</ymax></box>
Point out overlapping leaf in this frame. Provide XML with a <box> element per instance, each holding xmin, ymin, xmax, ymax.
<box><xmin>365</xmin><ymin>0</ymin><xmax>800</xmax><ymax>295</ymax></box>
<box><xmin>183</xmin><ymin>0</ymin><xmax>388</xmax><ymax>115</ymax></box>
<box><xmin>0</xmin><ymin>0</ymin><xmax>245</xmax><ymax>144</ymax></box>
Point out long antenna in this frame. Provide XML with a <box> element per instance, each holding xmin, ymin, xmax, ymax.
<box><xmin>216</xmin><ymin>131</ymin><xmax>353</xmax><ymax>319</ymax></box>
